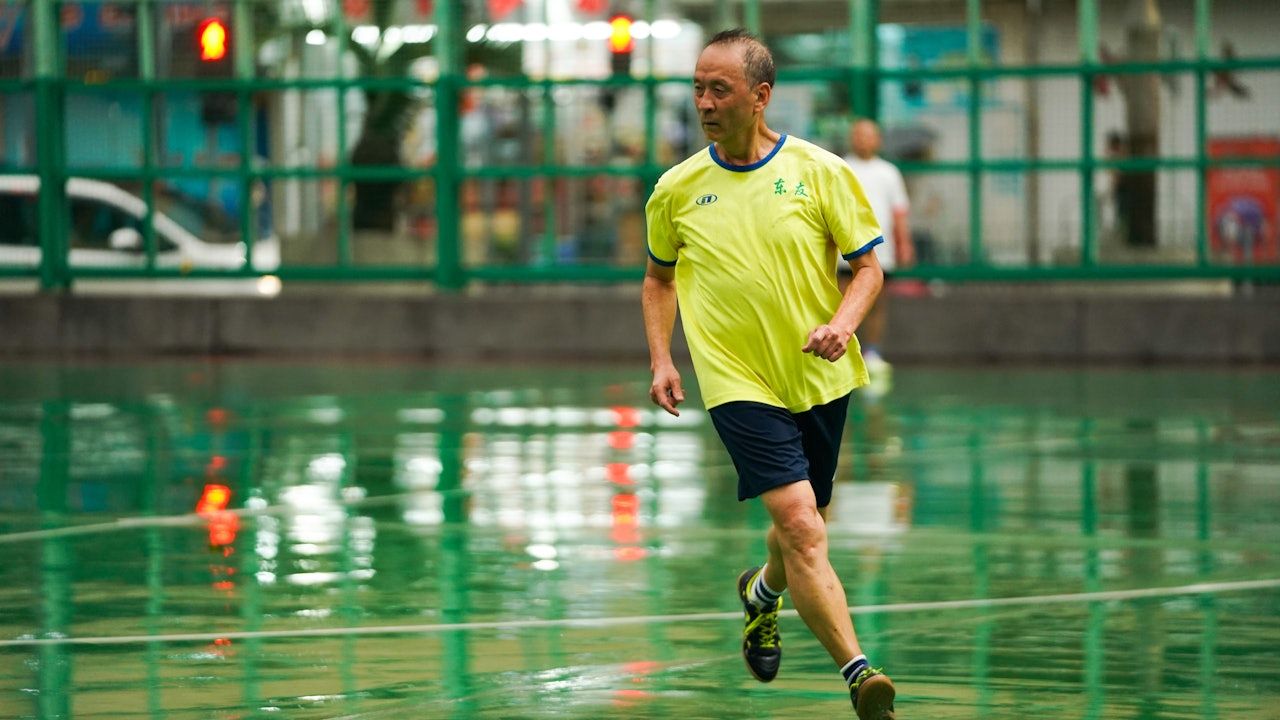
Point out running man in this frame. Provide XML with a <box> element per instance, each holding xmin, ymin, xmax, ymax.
<box><xmin>641</xmin><ymin>29</ymin><xmax>898</xmax><ymax>720</ymax></box>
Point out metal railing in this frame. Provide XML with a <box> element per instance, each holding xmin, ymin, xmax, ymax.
<box><xmin>1</xmin><ymin>0</ymin><xmax>1277</xmax><ymax>290</ymax></box>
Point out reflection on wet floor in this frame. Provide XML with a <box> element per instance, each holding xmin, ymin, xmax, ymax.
<box><xmin>0</xmin><ymin>363</ymin><xmax>1278</xmax><ymax>719</ymax></box>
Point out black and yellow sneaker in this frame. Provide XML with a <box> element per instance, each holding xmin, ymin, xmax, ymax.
<box><xmin>849</xmin><ymin>666</ymin><xmax>896</xmax><ymax>720</ymax></box>
<box><xmin>736</xmin><ymin>566</ymin><xmax>781</xmax><ymax>682</ymax></box>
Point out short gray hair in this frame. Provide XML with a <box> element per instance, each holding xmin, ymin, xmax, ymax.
<box><xmin>705</xmin><ymin>28</ymin><xmax>776</xmax><ymax>89</ymax></box>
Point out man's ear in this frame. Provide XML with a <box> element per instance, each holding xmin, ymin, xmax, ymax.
<box><xmin>754</xmin><ymin>83</ymin><xmax>772</xmax><ymax>111</ymax></box>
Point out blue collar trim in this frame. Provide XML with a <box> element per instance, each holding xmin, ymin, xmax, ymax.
<box><xmin>708</xmin><ymin>134</ymin><xmax>788</xmax><ymax>172</ymax></box>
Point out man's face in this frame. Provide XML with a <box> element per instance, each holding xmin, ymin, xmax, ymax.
<box><xmin>693</xmin><ymin>44</ymin><xmax>761</xmax><ymax>143</ymax></box>
<box><xmin>851</xmin><ymin>121</ymin><xmax>880</xmax><ymax>158</ymax></box>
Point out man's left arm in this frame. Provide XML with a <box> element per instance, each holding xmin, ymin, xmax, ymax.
<box><xmin>893</xmin><ymin>208</ymin><xmax>914</xmax><ymax>267</ymax></box>
<box><xmin>891</xmin><ymin>166</ymin><xmax>914</xmax><ymax>267</ymax></box>
<box><xmin>802</xmin><ymin>250</ymin><xmax>884</xmax><ymax>362</ymax></box>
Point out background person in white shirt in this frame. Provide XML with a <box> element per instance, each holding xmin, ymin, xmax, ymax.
<box><xmin>840</xmin><ymin>118</ymin><xmax>913</xmax><ymax>382</ymax></box>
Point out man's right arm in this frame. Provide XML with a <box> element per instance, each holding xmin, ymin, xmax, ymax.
<box><xmin>641</xmin><ymin>259</ymin><xmax>684</xmax><ymax>416</ymax></box>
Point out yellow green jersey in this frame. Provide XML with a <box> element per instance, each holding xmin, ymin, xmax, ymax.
<box><xmin>646</xmin><ymin>134</ymin><xmax>883</xmax><ymax>412</ymax></box>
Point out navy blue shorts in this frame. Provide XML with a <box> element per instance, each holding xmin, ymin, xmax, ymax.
<box><xmin>708</xmin><ymin>394</ymin><xmax>851</xmax><ymax>507</ymax></box>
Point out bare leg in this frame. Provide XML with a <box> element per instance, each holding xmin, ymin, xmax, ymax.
<box><xmin>760</xmin><ymin>480</ymin><xmax>861</xmax><ymax>665</ymax></box>
<box><xmin>763</xmin><ymin>504</ymin><xmax>831</xmax><ymax>592</ymax></box>
<box><xmin>764</xmin><ymin>524</ymin><xmax>787</xmax><ymax>590</ymax></box>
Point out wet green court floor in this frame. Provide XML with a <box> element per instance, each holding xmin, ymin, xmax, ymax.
<box><xmin>1</xmin><ymin>361</ymin><xmax>1278</xmax><ymax>719</ymax></box>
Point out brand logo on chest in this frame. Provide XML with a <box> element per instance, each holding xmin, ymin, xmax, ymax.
<box><xmin>695</xmin><ymin>194</ymin><xmax>718</xmax><ymax>206</ymax></box>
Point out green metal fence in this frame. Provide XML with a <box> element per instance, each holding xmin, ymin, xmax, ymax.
<box><xmin>1</xmin><ymin>0</ymin><xmax>1278</xmax><ymax>291</ymax></box>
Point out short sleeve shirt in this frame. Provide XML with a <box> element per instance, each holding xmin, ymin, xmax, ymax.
<box><xmin>844</xmin><ymin>155</ymin><xmax>909</xmax><ymax>270</ymax></box>
<box><xmin>646</xmin><ymin>135</ymin><xmax>883</xmax><ymax>412</ymax></box>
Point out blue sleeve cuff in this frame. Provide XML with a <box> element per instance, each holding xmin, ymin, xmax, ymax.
<box><xmin>648</xmin><ymin>249</ymin><xmax>677</xmax><ymax>267</ymax></box>
<box><xmin>842</xmin><ymin>236</ymin><xmax>884</xmax><ymax>261</ymax></box>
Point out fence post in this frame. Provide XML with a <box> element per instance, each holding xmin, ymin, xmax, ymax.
<box><xmin>332</xmin><ymin>4</ymin><xmax>351</xmax><ymax>268</ymax></box>
<box><xmin>34</xmin><ymin>0</ymin><xmax>68</xmax><ymax>291</ymax></box>
<box><xmin>744</xmin><ymin>0</ymin><xmax>761</xmax><ymax>34</ymax></box>
<box><xmin>848</xmin><ymin>0</ymin><xmax>878</xmax><ymax>120</ymax></box>
<box><xmin>235</xmin><ymin>0</ymin><xmax>255</xmax><ymax>271</ymax></box>
<box><xmin>967</xmin><ymin>0</ymin><xmax>983</xmax><ymax>266</ymax></box>
<box><xmin>1194</xmin><ymin>0</ymin><xmax>1210</xmax><ymax>267</ymax></box>
<box><xmin>435</xmin><ymin>0</ymin><xmax>463</xmax><ymax>290</ymax></box>
<box><xmin>1079</xmin><ymin>0</ymin><xmax>1099</xmax><ymax>267</ymax></box>
<box><xmin>137</xmin><ymin>0</ymin><xmax>158</xmax><ymax>272</ymax></box>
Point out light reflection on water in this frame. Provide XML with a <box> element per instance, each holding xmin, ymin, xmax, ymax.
<box><xmin>0</xmin><ymin>363</ymin><xmax>1277</xmax><ymax>718</ymax></box>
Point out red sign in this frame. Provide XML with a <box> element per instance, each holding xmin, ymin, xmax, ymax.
<box><xmin>343</xmin><ymin>0</ymin><xmax>371</xmax><ymax>22</ymax></box>
<box><xmin>1207</xmin><ymin>137</ymin><xmax>1280</xmax><ymax>263</ymax></box>
<box><xmin>488</xmin><ymin>0</ymin><xmax>521</xmax><ymax>20</ymax></box>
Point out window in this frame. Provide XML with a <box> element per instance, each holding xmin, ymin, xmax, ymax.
<box><xmin>68</xmin><ymin>198</ymin><xmax>143</xmax><ymax>250</ymax></box>
<box><xmin>0</xmin><ymin>192</ymin><xmax>37</xmax><ymax>247</ymax></box>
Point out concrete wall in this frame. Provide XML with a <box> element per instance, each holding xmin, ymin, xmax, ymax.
<box><xmin>0</xmin><ymin>290</ymin><xmax>672</xmax><ymax>360</ymax></box>
<box><xmin>1</xmin><ymin>288</ymin><xmax>1276</xmax><ymax>363</ymax></box>
<box><xmin>887</xmin><ymin>289</ymin><xmax>1280</xmax><ymax>363</ymax></box>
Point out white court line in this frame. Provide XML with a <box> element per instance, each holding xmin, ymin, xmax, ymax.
<box><xmin>0</xmin><ymin>515</ymin><xmax>205</xmax><ymax>544</ymax></box>
<box><xmin>2</xmin><ymin>577</ymin><xmax>1276</xmax><ymax>648</ymax></box>
<box><xmin>0</xmin><ymin>493</ymin><xmax>419</xmax><ymax>545</ymax></box>
<box><xmin>0</xmin><ymin>497</ymin><xmax>1262</xmax><ymax>552</ymax></box>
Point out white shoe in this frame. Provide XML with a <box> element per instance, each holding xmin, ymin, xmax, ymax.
<box><xmin>862</xmin><ymin>350</ymin><xmax>893</xmax><ymax>397</ymax></box>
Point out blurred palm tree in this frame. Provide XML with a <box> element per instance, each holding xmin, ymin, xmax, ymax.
<box><xmin>1116</xmin><ymin>0</ymin><xmax>1161</xmax><ymax>249</ymax></box>
<box><xmin>343</xmin><ymin>9</ymin><xmax>433</xmax><ymax>232</ymax></box>
<box><xmin>334</xmin><ymin>3</ymin><xmax>518</xmax><ymax>231</ymax></box>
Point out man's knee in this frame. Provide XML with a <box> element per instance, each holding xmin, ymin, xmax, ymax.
<box><xmin>771</xmin><ymin>499</ymin><xmax>827</xmax><ymax>559</ymax></box>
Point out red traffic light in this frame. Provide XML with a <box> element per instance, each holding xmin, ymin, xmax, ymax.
<box><xmin>198</xmin><ymin>17</ymin><xmax>229</xmax><ymax>62</ymax></box>
<box><xmin>609</xmin><ymin>14</ymin><xmax>634</xmax><ymax>54</ymax></box>
<box><xmin>196</xmin><ymin>483</ymin><xmax>232</xmax><ymax>515</ymax></box>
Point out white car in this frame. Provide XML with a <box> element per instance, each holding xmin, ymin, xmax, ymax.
<box><xmin>0</xmin><ymin>176</ymin><xmax>281</xmax><ymax>295</ymax></box>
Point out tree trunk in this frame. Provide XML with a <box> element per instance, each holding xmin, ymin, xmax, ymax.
<box><xmin>350</xmin><ymin>89</ymin><xmax>413</xmax><ymax>232</ymax></box>
<box><xmin>349</xmin><ymin>132</ymin><xmax>401</xmax><ymax>232</ymax></box>
<box><xmin>1120</xmin><ymin>0</ymin><xmax>1162</xmax><ymax>248</ymax></box>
